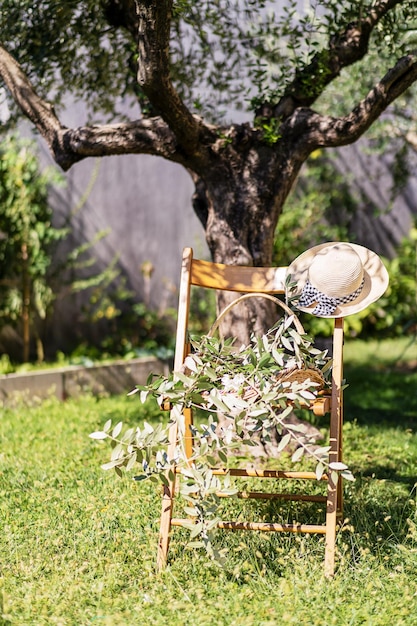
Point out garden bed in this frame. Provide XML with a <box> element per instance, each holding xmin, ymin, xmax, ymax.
<box><xmin>0</xmin><ymin>356</ymin><xmax>169</xmax><ymax>406</ymax></box>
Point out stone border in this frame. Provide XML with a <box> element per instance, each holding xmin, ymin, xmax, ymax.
<box><xmin>0</xmin><ymin>356</ymin><xmax>169</xmax><ymax>406</ymax></box>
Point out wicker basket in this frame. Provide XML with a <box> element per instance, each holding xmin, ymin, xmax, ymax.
<box><xmin>276</xmin><ymin>364</ymin><xmax>325</xmax><ymax>389</ymax></box>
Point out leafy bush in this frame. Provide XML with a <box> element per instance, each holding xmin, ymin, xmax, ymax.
<box><xmin>370</xmin><ymin>225</ymin><xmax>417</xmax><ymax>337</ymax></box>
<box><xmin>94</xmin><ymin>300</ymin><xmax>176</xmax><ymax>359</ymax></box>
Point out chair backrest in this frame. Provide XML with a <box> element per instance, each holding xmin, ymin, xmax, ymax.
<box><xmin>173</xmin><ymin>247</ymin><xmax>290</xmax><ymax>371</ymax></box>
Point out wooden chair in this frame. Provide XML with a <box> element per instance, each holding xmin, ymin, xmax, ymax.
<box><xmin>158</xmin><ymin>247</ymin><xmax>344</xmax><ymax>577</ymax></box>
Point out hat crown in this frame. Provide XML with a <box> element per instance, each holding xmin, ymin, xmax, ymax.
<box><xmin>308</xmin><ymin>244</ymin><xmax>364</xmax><ymax>298</ymax></box>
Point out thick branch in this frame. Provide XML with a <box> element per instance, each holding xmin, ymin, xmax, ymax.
<box><xmin>272</xmin><ymin>0</ymin><xmax>405</xmax><ymax>118</ymax></box>
<box><xmin>288</xmin><ymin>53</ymin><xmax>417</xmax><ymax>151</ymax></box>
<box><xmin>56</xmin><ymin>118</ymin><xmax>182</xmax><ymax>169</ymax></box>
<box><xmin>0</xmin><ymin>44</ymin><xmax>188</xmax><ymax>170</ymax></box>
<box><xmin>136</xmin><ymin>0</ymin><xmax>210</xmax><ymax>158</ymax></box>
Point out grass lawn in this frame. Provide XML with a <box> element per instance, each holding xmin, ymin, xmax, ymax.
<box><xmin>0</xmin><ymin>337</ymin><xmax>416</xmax><ymax>625</ymax></box>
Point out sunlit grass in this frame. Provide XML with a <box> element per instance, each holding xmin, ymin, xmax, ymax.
<box><xmin>0</xmin><ymin>337</ymin><xmax>416</xmax><ymax>625</ymax></box>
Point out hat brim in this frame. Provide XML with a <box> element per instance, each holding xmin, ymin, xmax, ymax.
<box><xmin>286</xmin><ymin>242</ymin><xmax>389</xmax><ymax>318</ymax></box>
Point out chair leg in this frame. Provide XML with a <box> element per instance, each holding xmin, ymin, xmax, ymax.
<box><xmin>157</xmin><ymin>411</ymin><xmax>179</xmax><ymax>571</ymax></box>
<box><xmin>336</xmin><ymin>418</ymin><xmax>344</xmax><ymax>519</ymax></box>
<box><xmin>324</xmin><ymin>316</ymin><xmax>344</xmax><ymax>577</ymax></box>
<box><xmin>324</xmin><ymin>475</ymin><xmax>338</xmax><ymax>577</ymax></box>
<box><xmin>157</xmin><ymin>476</ymin><xmax>176</xmax><ymax>571</ymax></box>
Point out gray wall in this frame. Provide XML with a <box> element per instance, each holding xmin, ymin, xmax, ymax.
<box><xmin>26</xmin><ymin>100</ymin><xmax>208</xmax><ymax>351</ymax></box>
<box><xmin>330</xmin><ymin>142</ymin><xmax>417</xmax><ymax>258</ymax></box>
<box><xmin>48</xmin><ymin>150</ymin><xmax>206</xmax><ymax>309</ymax></box>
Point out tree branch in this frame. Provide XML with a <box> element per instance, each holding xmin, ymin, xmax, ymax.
<box><xmin>136</xmin><ymin>0</ymin><xmax>212</xmax><ymax>157</ymax></box>
<box><xmin>289</xmin><ymin>53</ymin><xmax>417</xmax><ymax>151</ymax></box>
<box><xmin>271</xmin><ymin>0</ymin><xmax>406</xmax><ymax>118</ymax></box>
<box><xmin>0</xmin><ymin>44</ymin><xmax>187</xmax><ymax>170</ymax></box>
<box><xmin>57</xmin><ymin>118</ymin><xmax>183</xmax><ymax>169</ymax></box>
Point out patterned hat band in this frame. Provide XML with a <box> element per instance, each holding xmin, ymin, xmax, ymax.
<box><xmin>298</xmin><ymin>277</ymin><xmax>365</xmax><ymax>316</ymax></box>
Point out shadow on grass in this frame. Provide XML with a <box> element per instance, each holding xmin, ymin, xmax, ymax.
<box><xmin>357</xmin><ymin>463</ymin><xmax>416</xmax><ymax>487</ymax></box>
<box><xmin>343</xmin><ymin>476</ymin><xmax>417</xmax><ymax>564</ymax></box>
<box><xmin>344</xmin><ymin>362</ymin><xmax>417</xmax><ymax>429</ymax></box>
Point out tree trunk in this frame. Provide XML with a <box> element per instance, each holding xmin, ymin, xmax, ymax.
<box><xmin>188</xmin><ymin>141</ymin><xmax>318</xmax><ymax>457</ymax></box>
<box><xmin>191</xmin><ymin>136</ymin><xmax>304</xmax><ymax>343</ymax></box>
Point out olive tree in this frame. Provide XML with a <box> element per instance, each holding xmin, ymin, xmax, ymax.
<box><xmin>0</xmin><ymin>0</ymin><xmax>416</xmax><ymax>340</ymax></box>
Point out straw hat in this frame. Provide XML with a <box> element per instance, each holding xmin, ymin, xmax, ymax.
<box><xmin>286</xmin><ymin>242</ymin><xmax>389</xmax><ymax>318</ymax></box>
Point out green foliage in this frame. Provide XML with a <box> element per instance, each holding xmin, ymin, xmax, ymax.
<box><xmin>90</xmin><ymin>309</ymin><xmax>355</xmax><ymax>563</ymax></box>
<box><xmin>188</xmin><ymin>285</ymin><xmax>217</xmax><ymax>335</ymax></box>
<box><xmin>0</xmin><ymin>135</ymin><xmax>63</xmax><ymax>287</ymax></box>
<box><xmin>273</xmin><ymin>151</ymin><xmax>350</xmax><ymax>266</ymax></box>
<box><xmin>0</xmin><ymin>353</ymin><xmax>14</xmax><ymax>374</ymax></box>
<box><xmin>172</xmin><ymin>0</ymin><xmax>416</xmax><ymax>120</ymax></box>
<box><xmin>93</xmin><ymin>299</ymin><xmax>177</xmax><ymax>360</ymax></box>
<box><xmin>372</xmin><ymin>226</ymin><xmax>417</xmax><ymax>337</ymax></box>
<box><xmin>255</xmin><ymin>116</ymin><xmax>282</xmax><ymax>145</ymax></box>
<box><xmin>0</xmin><ymin>135</ymin><xmax>64</xmax><ymax>360</ymax></box>
<box><xmin>0</xmin><ymin>134</ymin><xmax>139</xmax><ymax>363</ymax></box>
<box><xmin>0</xmin><ymin>0</ymin><xmax>136</xmax><ymax>121</ymax></box>
<box><xmin>1</xmin><ymin>1</ymin><xmax>415</xmax><ymax>124</ymax></box>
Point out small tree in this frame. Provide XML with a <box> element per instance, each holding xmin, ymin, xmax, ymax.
<box><xmin>0</xmin><ymin>135</ymin><xmax>123</xmax><ymax>363</ymax></box>
<box><xmin>0</xmin><ymin>135</ymin><xmax>65</xmax><ymax>361</ymax></box>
